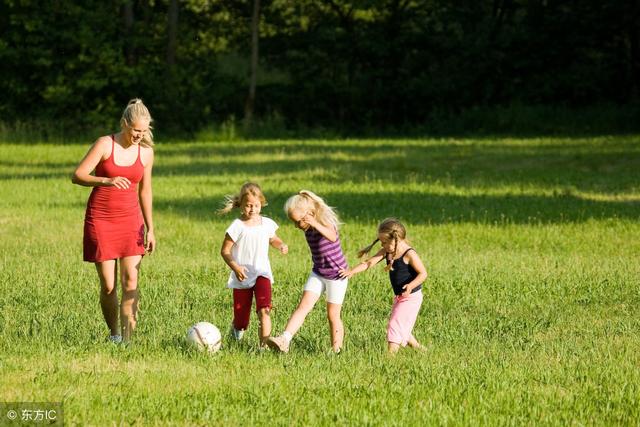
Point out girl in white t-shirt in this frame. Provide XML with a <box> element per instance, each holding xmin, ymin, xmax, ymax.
<box><xmin>219</xmin><ymin>183</ymin><xmax>288</xmax><ymax>348</ymax></box>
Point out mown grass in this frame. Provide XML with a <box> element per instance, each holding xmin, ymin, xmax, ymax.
<box><xmin>0</xmin><ymin>136</ymin><xmax>639</xmax><ymax>426</ymax></box>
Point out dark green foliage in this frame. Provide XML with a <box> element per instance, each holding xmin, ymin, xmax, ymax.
<box><xmin>1</xmin><ymin>0</ymin><xmax>639</xmax><ymax>136</ymax></box>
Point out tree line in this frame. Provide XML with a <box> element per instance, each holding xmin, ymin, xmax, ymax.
<box><xmin>1</xmin><ymin>0</ymin><xmax>638</xmax><ymax>136</ymax></box>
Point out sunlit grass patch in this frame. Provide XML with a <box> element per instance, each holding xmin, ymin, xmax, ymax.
<box><xmin>0</xmin><ymin>136</ymin><xmax>638</xmax><ymax>425</ymax></box>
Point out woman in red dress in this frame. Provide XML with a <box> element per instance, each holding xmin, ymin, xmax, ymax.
<box><xmin>72</xmin><ymin>99</ymin><xmax>156</xmax><ymax>343</ymax></box>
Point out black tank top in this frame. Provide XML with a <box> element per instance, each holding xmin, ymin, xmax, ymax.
<box><xmin>387</xmin><ymin>248</ymin><xmax>423</xmax><ymax>296</ymax></box>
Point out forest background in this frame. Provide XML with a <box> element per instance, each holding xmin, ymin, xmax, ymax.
<box><xmin>2</xmin><ymin>0</ymin><xmax>639</xmax><ymax>139</ymax></box>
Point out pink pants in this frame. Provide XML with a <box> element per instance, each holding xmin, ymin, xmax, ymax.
<box><xmin>387</xmin><ymin>290</ymin><xmax>423</xmax><ymax>346</ymax></box>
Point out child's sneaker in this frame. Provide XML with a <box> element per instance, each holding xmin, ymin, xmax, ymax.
<box><xmin>266</xmin><ymin>335</ymin><xmax>289</xmax><ymax>353</ymax></box>
<box><xmin>228</xmin><ymin>324</ymin><xmax>244</xmax><ymax>341</ymax></box>
<box><xmin>108</xmin><ymin>335</ymin><xmax>122</xmax><ymax>344</ymax></box>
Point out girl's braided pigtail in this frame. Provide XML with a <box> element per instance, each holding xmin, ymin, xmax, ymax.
<box><xmin>357</xmin><ymin>238</ymin><xmax>379</xmax><ymax>258</ymax></box>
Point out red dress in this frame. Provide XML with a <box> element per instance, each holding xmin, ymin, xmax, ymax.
<box><xmin>83</xmin><ymin>135</ymin><xmax>146</xmax><ymax>262</ymax></box>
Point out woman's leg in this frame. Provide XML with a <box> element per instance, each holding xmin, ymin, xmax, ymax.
<box><xmin>95</xmin><ymin>260</ymin><xmax>118</xmax><ymax>336</ymax></box>
<box><xmin>326</xmin><ymin>302</ymin><xmax>344</xmax><ymax>352</ymax></box>
<box><xmin>119</xmin><ymin>255</ymin><xmax>142</xmax><ymax>342</ymax></box>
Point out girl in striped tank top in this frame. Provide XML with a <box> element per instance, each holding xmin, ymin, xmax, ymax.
<box><xmin>266</xmin><ymin>191</ymin><xmax>348</xmax><ymax>354</ymax></box>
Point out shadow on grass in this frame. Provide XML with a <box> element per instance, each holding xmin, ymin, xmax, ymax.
<box><xmin>0</xmin><ymin>159</ymin><xmax>77</xmax><ymax>180</ymax></box>
<box><xmin>2</xmin><ymin>139</ymin><xmax>639</xmax><ymax>195</ymax></box>
<box><xmin>151</xmin><ymin>139</ymin><xmax>640</xmax><ymax>194</ymax></box>
<box><xmin>147</xmin><ymin>139</ymin><xmax>640</xmax><ymax>224</ymax></box>
<box><xmin>155</xmin><ymin>190</ymin><xmax>640</xmax><ymax>225</ymax></box>
<box><xmin>3</xmin><ymin>139</ymin><xmax>639</xmax><ymax>225</ymax></box>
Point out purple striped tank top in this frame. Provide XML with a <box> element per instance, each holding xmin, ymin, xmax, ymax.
<box><xmin>304</xmin><ymin>227</ymin><xmax>348</xmax><ymax>280</ymax></box>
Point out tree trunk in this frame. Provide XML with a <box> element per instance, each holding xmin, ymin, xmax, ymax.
<box><xmin>167</xmin><ymin>0</ymin><xmax>179</xmax><ymax>66</ymax></box>
<box><xmin>629</xmin><ymin>0</ymin><xmax>640</xmax><ymax>99</ymax></box>
<box><xmin>123</xmin><ymin>0</ymin><xmax>135</xmax><ymax>66</ymax></box>
<box><xmin>244</xmin><ymin>0</ymin><xmax>260</xmax><ymax>133</ymax></box>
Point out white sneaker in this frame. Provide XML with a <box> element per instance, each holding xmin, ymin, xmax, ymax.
<box><xmin>266</xmin><ymin>335</ymin><xmax>289</xmax><ymax>353</ymax></box>
<box><xmin>108</xmin><ymin>335</ymin><xmax>122</xmax><ymax>344</ymax></box>
<box><xmin>229</xmin><ymin>324</ymin><xmax>244</xmax><ymax>341</ymax></box>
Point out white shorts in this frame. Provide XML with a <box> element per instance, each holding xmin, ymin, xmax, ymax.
<box><xmin>303</xmin><ymin>272</ymin><xmax>348</xmax><ymax>305</ymax></box>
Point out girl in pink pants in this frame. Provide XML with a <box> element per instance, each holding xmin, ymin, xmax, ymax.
<box><xmin>341</xmin><ymin>218</ymin><xmax>428</xmax><ymax>354</ymax></box>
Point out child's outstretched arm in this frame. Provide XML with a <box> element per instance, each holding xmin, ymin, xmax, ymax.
<box><xmin>401</xmin><ymin>250</ymin><xmax>428</xmax><ymax>296</ymax></box>
<box><xmin>339</xmin><ymin>248</ymin><xmax>385</xmax><ymax>279</ymax></box>
<box><xmin>269</xmin><ymin>234</ymin><xmax>289</xmax><ymax>254</ymax></box>
<box><xmin>220</xmin><ymin>233</ymin><xmax>247</xmax><ymax>281</ymax></box>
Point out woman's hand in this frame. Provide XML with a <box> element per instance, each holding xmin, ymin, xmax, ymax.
<box><xmin>145</xmin><ymin>230</ymin><xmax>156</xmax><ymax>253</ymax></box>
<box><xmin>279</xmin><ymin>243</ymin><xmax>289</xmax><ymax>254</ymax></box>
<box><xmin>107</xmin><ymin>176</ymin><xmax>131</xmax><ymax>189</ymax></box>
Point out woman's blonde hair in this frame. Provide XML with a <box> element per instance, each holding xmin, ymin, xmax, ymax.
<box><xmin>218</xmin><ymin>182</ymin><xmax>267</xmax><ymax>214</ymax></box>
<box><xmin>358</xmin><ymin>218</ymin><xmax>407</xmax><ymax>271</ymax></box>
<box><xmin>284</xmin><ymin>190</ymin><xmax>340</xmax><ymax>230</ymax></box>
<box><xmin>120</xmin><ymin>98</ymin><xmax>154</xmax><ymax>147</ymax></box>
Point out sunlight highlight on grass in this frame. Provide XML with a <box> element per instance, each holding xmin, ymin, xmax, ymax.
<box><xmin>0</xmin><ymin>136</ymin><xmax>638</xmax><ymax>425</ymax></box>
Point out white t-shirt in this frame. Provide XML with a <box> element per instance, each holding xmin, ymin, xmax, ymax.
<box><xmin>225</xmin><ymin>216</ymin><xmax>278</xmax><ymax>289</ymax></box>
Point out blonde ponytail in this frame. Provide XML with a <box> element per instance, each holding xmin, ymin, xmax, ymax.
<box><xmin>120</xmin><ymin>98</ymin><xmax>154</xmax><ymax>147</ymax></box>
<box><xmin>218</xmin><ymin>194</ymin><xmax>242</xmax><ymax>215</ymax></box>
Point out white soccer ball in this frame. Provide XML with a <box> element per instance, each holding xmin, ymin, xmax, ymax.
<box><xmin>186</xmin><ymin>322</ymin><xmax>222</xmax><ymax>353</ymax></box>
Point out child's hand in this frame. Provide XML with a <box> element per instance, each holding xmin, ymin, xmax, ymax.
<box><xmin>234</xmin><ymin>266</ymin><xmax>248</xmax><ymax>282</ymax></box>
<box><xmin>339</xmin><ymin>268</ymin><xmax>353</xmax><ymax>279</ymax></box>
<box><xmin>280</xmin><ymin>244</ymin><xmax>289</xmax><ymax>254</ymax></box>
<box><xmin>303</xmin><ymin>212</ymin><xmax>318</xmax><ymax>228</ymax></box>
<box><xmin>401</xmin><ymin>285</ymin><xmax>412</xmax><ymax>297</ymax></box>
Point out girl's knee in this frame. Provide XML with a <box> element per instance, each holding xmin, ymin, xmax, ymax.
<box><xmin>257</xmin><ymin>307</ymin><xmax>271</xmax><ymax>317</ymax></box>
<box><xmin>296</xmin><ymin>301</ymin><xmax>315</xmax><ymax>315</ymax></box>
<box><xmin>327</xmin><ymin>311</ymin><xmax>342</xmax><ymax>325</ymax></box>
<box><xmin>326</xmin><ymin>304</ymin><xmax>342</xmax><ymax>320</ymax></box>
<box><xmin>296</xmin><ymin>291</ymin><xmax>319</xmax><ymax>313</ymax></box>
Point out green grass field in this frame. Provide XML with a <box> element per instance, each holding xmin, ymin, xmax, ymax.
<box><xmin>1</xmin><ymin>136</ymin><xmax>639</xmax><ymax>426</ymax></box>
